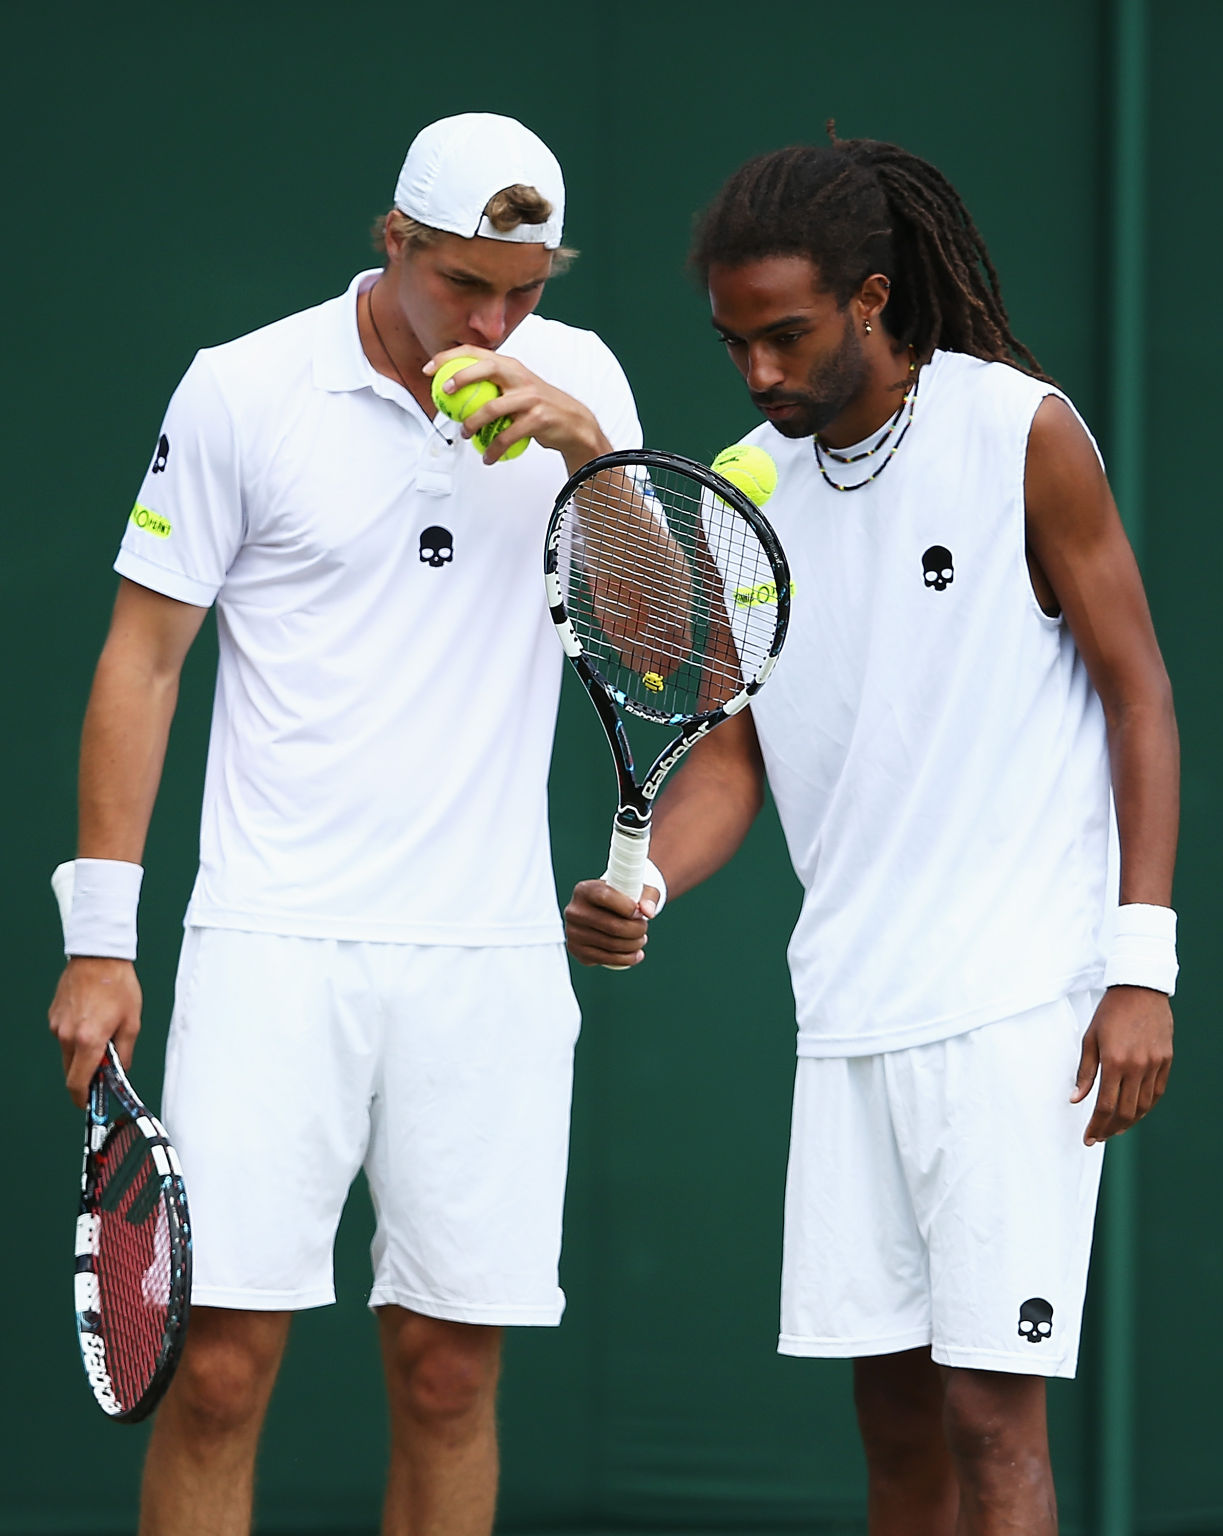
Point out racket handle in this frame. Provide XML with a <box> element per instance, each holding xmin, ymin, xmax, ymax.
<box><xmin>602</xmin><ymin>822</ymin><xmax>650</xmax><ymax>971</ymax></box>
<box><xmin>604</xmin><ymin>820</ymin><xmax>650</xmax><ymax>902</ymax></box>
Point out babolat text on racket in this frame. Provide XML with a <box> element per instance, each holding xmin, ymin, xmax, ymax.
<box><xmin>544</xmin><ymin>448</ymin><xmax>790</xmax><ymax>918</ymax></box>
<box><xmin>75</xmin><ymin>1042</ymin><xmax>192</xmax><ymax>1421</ymax></box>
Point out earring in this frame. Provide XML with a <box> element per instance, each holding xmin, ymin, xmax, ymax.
<box><xmin>864</xmin><ymin>319</ymin><xmax>873</xmax><ymax>336</ymax></box>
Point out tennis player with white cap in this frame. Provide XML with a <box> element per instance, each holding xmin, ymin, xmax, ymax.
<box><xmin>48</xmin><ymin>112</ymin><xmax>641</xmax><ymax>1535</ymax></box>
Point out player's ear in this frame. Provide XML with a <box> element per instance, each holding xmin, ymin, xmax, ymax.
<box><xmin>382</xmin><ymin>211</ymin><xmax>407</xmax><ymax>267</ymax></box>
<box><xmin>858</xmin><ymin>272</ymin><xmax>892</xmax><ymax>327</ymax></box>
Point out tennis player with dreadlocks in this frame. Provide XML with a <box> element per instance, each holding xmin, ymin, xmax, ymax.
<box><xmin>565</xmin><ymin>134</ymin><xmax>1179</xmax><ymax>1533</ymax></box>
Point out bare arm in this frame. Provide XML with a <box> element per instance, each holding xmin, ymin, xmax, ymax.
<box><xmin>567</xmin><ymin>466</ymin><xmax>695</xmax><ymax>684</ymax></box>
<box><xmin>1024</xmin><ymin>396</ymin><xmax>1178</xmax><ymax>1142</ymax></box>
<box><xmin>564</xmin><ymin>709</ymin><xmax>766</xmax><ymax>967</ymax></box>
<box><xmin>49</xmin><ymin>578</ymin><xmax>208</xmax><ymax>1104</ymax></box>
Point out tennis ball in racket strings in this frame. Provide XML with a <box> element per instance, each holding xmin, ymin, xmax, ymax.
<box><xmin>430</xmin><ymin>357</ymin><xmax>529</xmax><ymax>460</ymax></box>
<box><xmin>711</xmin><ymin>444</ymin><xmax>778</xmax><ymax>506</ymax></box>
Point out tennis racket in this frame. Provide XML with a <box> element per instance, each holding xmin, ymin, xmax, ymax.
<box><xmin>544</xmin><ymin>449</ymin><xmax>790</xmax><ymax>932</ymax></box>
<box><xmin>75</xmin><ymin>1041</ymin><xmax>192</xmax><ymax>1420</ymax></box>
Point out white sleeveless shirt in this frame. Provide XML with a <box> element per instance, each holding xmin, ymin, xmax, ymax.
<box><xmin>741</xmin><ymin>350</ymin><xmax>1111</xmax><ymax>1055</ymax></box>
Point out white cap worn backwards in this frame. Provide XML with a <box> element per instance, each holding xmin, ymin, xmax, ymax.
<box><xmin>393</xmin><ymin>113</ymin><xmax>565</xmax><ymax>249</ymax></box>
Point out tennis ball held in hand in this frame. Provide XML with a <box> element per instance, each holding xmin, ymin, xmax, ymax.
<box><xmin>710</xmin><ymin>444</ymin><xmax>778</xmax><ymax>506</ymax></box>
<box><xmin>430</xmin><ymin>357</ymin><xmax>529</xmax><ymax>461</ymax></box>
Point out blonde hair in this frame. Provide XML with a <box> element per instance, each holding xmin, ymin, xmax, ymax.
<box><xmin>371</xmin><ymin>184</ymin><xmax>576</xmax><ymax>271</ymax></box>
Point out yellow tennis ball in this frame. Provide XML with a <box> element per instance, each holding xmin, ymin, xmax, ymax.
<box><xmin>431</xmin><ymin>357</ymin><xmax>531</xmax><ymax>460</ymax></box>
<box><xmin>711</xmin><ymin>444</ymin><xmax>778</xmax><ymax>506</ymax></box>
<box><xmin>430</xmin><ymin>356</ymin><xmax>500</xmax><ymax>423</ymax></box>
<box><xmin>642</xmin><ymin>671</ymin><xmax>665</xmax><ymax>692</ymax></box>
<box><xmin>473</xmin><ymin>416</ymin><xmax>529</xmax><ymax>460</ymax></box>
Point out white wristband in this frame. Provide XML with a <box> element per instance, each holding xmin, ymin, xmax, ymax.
<box><xmin>1104</xmin><ymin>903</ymin><xmax>1178</xmax><ymax>996</ymax></box>
<box><xmin>641</xmin><ymin>857</ymin><xmax>667</xmax><ymax>915</ymax></box>
<box><xmin>51</xmin><ymin>858</ymin><xmax>144</xmax><ymax>961</ymax></box>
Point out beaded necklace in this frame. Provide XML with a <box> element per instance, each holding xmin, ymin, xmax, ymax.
<box><xmin>813</xmin><ymin>350</ymin><xmax>920</xmax><ymax>493</ymax></box>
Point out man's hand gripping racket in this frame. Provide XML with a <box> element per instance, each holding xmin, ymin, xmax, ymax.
<box><xmin>543</xmin><ymin>448</ymin><xmax>789</xmax><ymax>965</ymax></box>
<box><xmin>52</xmin><ymin>864</ymin><xmax>192</xmax><ymax>1421</ymax></box>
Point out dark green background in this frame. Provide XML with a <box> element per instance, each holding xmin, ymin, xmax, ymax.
<box><xmin>4</xmin><ymin>2</ymin><xmax>1218</xmax><ymax>1532</ymax></box>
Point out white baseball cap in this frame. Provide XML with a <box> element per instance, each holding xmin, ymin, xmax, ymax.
<box><xmin>393</xmin><ymin>113</ymin><xmax>565</xmax><ymax>249</ymax></box>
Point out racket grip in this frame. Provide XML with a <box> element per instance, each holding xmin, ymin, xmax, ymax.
<box><xmin>601</xmin><ymin>823</ymin><xmax>650</xmax><ymax>972</ymax></box>
<box><xmin>603</xmin><ymin>821</ymin><xmax>649</xmax><ymax>903</ymax></box>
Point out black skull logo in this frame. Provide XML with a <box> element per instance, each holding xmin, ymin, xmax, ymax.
<box><xmin>151</xmin><ymin>433</ymin><xmax>170</xmax><ymax>474</ymax></box>
<box><xmin>922</xmin><ymin>545</ymin><xmax>954</xmax><ymax>591</ymax></box>
<box><xmin>419</xmin><ymin>525</ymin><xmax>453</xmax><ymax>568</ymax></box>
<box><xmin>1017</xmin><ymin>1297</ymin><xmax>1053</xmax><ymax>1343</ymax></box>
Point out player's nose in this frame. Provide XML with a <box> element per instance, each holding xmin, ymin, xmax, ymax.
<box><xmin>469</xmin><ymin>301</ymin><xmax>509</xmax><ymax>347</ymax></box>
<box><xmin>745</xmin><ymin>344</ymin><xmax>784</xmax><ymax>393</ymax></box>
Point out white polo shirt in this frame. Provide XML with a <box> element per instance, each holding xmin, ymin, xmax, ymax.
<box><xmin>115</xmin><ymin>272</ymin><xmax>641</xmax><ymax>945</ymax></box>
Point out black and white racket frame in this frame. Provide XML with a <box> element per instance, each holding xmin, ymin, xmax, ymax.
<box><xmin>544</xmin><ymin>448</ymin><xmax>791</xmax><ymax>903</ymax></box>
<box><xmin>75</xmin><ymin>1043</ymin><xmax>192</xmax><ymax>1422</ymax></box>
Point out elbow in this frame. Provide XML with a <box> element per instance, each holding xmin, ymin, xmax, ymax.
<box><xmin>95</xmin><ymin>640</ymin><xmax>183</xmax><ymax>696</ymax></box>
<box><xmin>735</xmin><ymin>763</ymin><xmax>766</xmax><ymax>829</ymax></box>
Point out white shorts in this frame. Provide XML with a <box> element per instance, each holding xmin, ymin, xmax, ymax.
<box><xmin>161</xmin><ymin>929</ymin><xmax>581</xmax><ymax>1324</ymax></box>
<box><xmin>779</xmin><ymin>992</ymin><xmax>1105</xmax><ymax>1378</ymax></box>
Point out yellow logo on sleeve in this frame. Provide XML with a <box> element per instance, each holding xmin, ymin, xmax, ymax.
<box><xmin>734</xmin><ymin>579</ymin><xmax>794</xmax><ymax>608</ymax></box>
<box><xmin>129</xmin><ymin>502</ymin><xmax>172</xmax><ymax>539</ymax></box>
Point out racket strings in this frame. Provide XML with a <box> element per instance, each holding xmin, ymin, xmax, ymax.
<box><xmin>559</xmin><ymin>464</ymin><xmax>780</xmax><ymax>718</ymax></box>
<box><xmin>91</xmin><ymin>1120</ymin><xmax>173</xmax><ymax>1409</ymax></box>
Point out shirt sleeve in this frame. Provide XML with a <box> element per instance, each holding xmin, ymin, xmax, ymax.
<box><xmin>113</xmin><ymin>350</ymin><xmax>244</xmax><ymax>607</ymax></box>
<box><xmin>585</xmin><ymin>333</ymin><xmax>644</xmax><ymax>453</ymax></box>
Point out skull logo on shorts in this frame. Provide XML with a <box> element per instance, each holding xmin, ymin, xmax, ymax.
<box><xmin>1017</xmin><ymin>1297</ymin><xmax>1054</xmax><ymax>1343</ymax></box>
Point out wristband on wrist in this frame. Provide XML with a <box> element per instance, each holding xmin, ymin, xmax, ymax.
<box><xmin>641</xmin><ymin>857</ymin><xmax>667</xmax><ymax>915</ymax></box>
<box><xmin>51</xmin><ymin>858</ymin><xmax>144</xmax><ymax>961</ymax></box>
<box><xmin>1103</xmin><ymin>903</ymin><xmax>1178</xmax><ymax>996</ymax></box>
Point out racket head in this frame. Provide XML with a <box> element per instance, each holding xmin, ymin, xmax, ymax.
<box><xmin>75</xmin><ymin>1044</ymin><xmax>191</xmax><ymax>1422</ymax></box>
<box><xmin>544</xmin><ymin>449</ymin><xmax>790</xmax><ymax>729</ymax></box>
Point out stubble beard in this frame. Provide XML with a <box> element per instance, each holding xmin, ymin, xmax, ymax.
<box><xmin>756</xmin><ymin>320</ymin><xmax>870</xmax><ymax>440</ymax></box>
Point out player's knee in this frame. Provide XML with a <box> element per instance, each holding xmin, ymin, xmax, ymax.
<box><xmin>853</xmin><ymin>1355</ymin><xmax>943</xmax><ymax>1474</ymax></box>
<box><xmin>388</xmin><ymin>1324</ymin><xmax>501</xmax><ymax>1427</ymax></box>
<box><xmin>170</xmin><ymin>1326</ymin><xmax>283</xmax><ymax>1437</ymax></box>
<box><xmin>941</xmin><ymin>1370</ymin><xmax>1046</xmax><ymax>1478</ymax></box>
<box><xmin>856</xmin><ymin>1398</ymin><xmax>942</xmax><ymax>1475</ymax></box>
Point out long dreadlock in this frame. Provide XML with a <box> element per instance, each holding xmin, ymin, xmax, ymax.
<box><xmin>690</xmin><ymin>125</ymin><xmax>1050</xmax><ymax>381</ymax></box>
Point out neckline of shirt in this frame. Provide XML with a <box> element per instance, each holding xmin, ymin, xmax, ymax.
<box><xmin>315</xmin><ymin>271</ymin><xmax>458</xmax><ymax>441</ymax></box>
<box><xmin>813</xmin><ymin>348</ymin><xmax>945</xmax><ymax>461</ymax></box>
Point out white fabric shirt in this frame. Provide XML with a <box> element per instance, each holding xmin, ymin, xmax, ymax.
<box><xmin>115</xmin><ymin>272</ymin><xmax>641</xmax><ymax>944</ymax></box>
<box><xmin>742</xmin><ymin>350</ymin><xmax>1111</xmax><ymax>1055</ymax></box>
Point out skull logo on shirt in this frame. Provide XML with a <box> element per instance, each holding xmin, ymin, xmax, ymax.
<box><xmin>419</xmin><ymin>526</ymin><xmax>454</xmax><ymax>568</ymax></box>
<box><xmin>922</xmin><ymin>545</ymin><xmax>954</xmax><ymax>592</ymax></box>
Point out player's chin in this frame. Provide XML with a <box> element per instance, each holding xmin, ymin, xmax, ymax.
<box><xmin>756</xmin><ymin>400</ymin><xmax>818</xmax><ymax>438</ymax></box>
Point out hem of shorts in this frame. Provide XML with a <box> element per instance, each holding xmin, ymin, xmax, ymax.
<box><xmin>932</xmin><ymin>1341</ymin><xmax>1079</xmax><ymax>1380</ymax></box>
<box><xmin>115</xmin><ymin>549</ymin><xmax>220</xmax><ymax>608</ymax></box>
<box><xmin>778</xmin><ymin>1325</ymin><xmax>932</xmax><ymax>1359</ymax></box>
<box><xmin>183</xmin><ymin>908</ymin><xmax>564</xmax><ymax>947</ymax></box>
<box><xmin>191</xmin><ymin>1284</ymin><xmax>335</xmax><ymax>1311</ymax></box>
<box><xmin>367</xmin><ymin>1286</ymin><xmax>565</xmax><ymax>1326</ymax></box>
<box><xmin>795</xmin><ymin>969</ymin><xmax>1104</xmax><ymax>1057</ymax></box>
